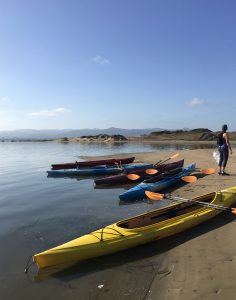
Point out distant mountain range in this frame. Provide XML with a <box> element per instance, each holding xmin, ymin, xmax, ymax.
<box><xmin>0</xmin><ymin>127</ymin><xmax>167</xmax><ymax>140</ymax></box>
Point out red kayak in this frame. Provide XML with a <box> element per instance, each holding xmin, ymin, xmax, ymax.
<box><xmin>51</xmin><ymin>156</ymin><xmax>135</xmax><ymax>170</ymax></box>
<box><xmin>94</xmin><ymin>159</ymin><xmax>184</xmax><ymax>186</ymax></box>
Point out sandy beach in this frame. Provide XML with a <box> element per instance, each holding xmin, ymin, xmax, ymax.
<box><xmin>80</xmin><ymin>148</ymin><xmax>236</xmax><ymax>300</ymax></box>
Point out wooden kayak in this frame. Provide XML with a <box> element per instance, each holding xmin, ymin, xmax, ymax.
<box><xmin>47</xmin><ymin>163</ymin><xmax>153</xmax><ymax>177</ymax></box>
<box><xmin>94</xmin><ymin>159</ymin><xmax>184</xmax><ymax>186</ymax></box>
<box><xmin>119</xmin><ymin>163</ymin><xmax>196</xmax><ymax>201</ymax></box>
<box><xmin>33</xmin><ymin>186</ymin><xmax>236</xmax><ymax>269</ymax></box>
<box><xmin>51</xmin><ymin>157</ymin><xmax>135</xmax><ymax>170</ymax></box>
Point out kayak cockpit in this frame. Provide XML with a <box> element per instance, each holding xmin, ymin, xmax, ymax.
<box><xmin>117</xmin><ymin>192</ymin><xmax>216</xmax><ymax>229</ymax></box>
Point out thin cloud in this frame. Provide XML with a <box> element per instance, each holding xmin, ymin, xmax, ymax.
<box><xmin>28</xmin><ymin>107</ymin><xmax>71</xmax><ymax>117</ymax></box>
<box><xmin>91</xmin><ymin>55</ymin><xmax>110</xmax><ymax>65</ymax></box>
<box><xmin>1</xmin><ymin>97</ymin><xmax>10</xmax><ymax>102</ymax></box>
<box><xmin>186</xmin><ymin>98</ymin><xmax>205</xmax><ymax>107</ymax></box>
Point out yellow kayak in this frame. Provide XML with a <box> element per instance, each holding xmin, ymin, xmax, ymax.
<box><xmin>33</xmin><ymin>186</ymin><xmax>236</xmax><ymax>269</ymax></box>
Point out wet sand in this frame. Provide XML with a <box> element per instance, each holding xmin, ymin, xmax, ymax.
<box><xmin>80</xmin><ymin>148</ymin><xmax>236</xmax><ymax>299</ymax></box>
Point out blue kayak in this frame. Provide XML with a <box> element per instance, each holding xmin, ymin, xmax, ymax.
<box><xmin>47</xmin><ymin>163</ymin><xmax>154</xmax><ymax>177</ymax></box>
<box><xmin>119</xmin><ymin>163</ymin><xmax>196</xmax><ymax>201</ymax></box>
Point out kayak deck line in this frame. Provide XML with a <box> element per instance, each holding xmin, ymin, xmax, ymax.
<box><xmin>89</xmin><ymin>227</ymin><xmax>125</xmax><ymax>242</ymax></box>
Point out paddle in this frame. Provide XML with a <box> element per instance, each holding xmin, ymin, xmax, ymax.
<box><xmin>196</xmin><ymin>168</ymin><xmax>216</xmax><ymax>175</ymax></box>
<box><xmin>142</xmin><ymin>167</ymin><xmax>216</xmax><ymax>177</ymax></box>
<box><xmin>181</xmin><ymin>175</ymin><xmax>197</xmax><ymax>183</ymax></box>
<box><xmin>145</xmin><ymin>191</ymin><xmax>236</xmax><ymax>214</ymax></box>
<box><xmin>126</xmin><ymin>168</ymin><xmax>159</xmax><ymax>180</ymax></box>
<box><xmin>127</xmin><ymin>153</ymin><xmax>180</xmax><ymax>181</ymax></box>
<box><xmin>145</xmin><ymin>169</ymin><xmax>159</xmax><ymax>175</ymax></box>
<box><xmin>127</xmin><ymin>173</ymin><xmax>141</xmax><ymax>181</ymax></box>
<box><xmin>154</xmin><ymin>153</ymin><xmax>179</xmax><ymax>167</ymax></box>
<box><xmin>127</xmin><ymin>173</ymin><xmax>197</xmax><ymax>182</ymax></box>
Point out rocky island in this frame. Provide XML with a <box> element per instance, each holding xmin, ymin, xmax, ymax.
<box><xmin>56</xmin><ymin>128</ymin><xmax>236</xmax><ymax>143</ymax></box>
<box><xmin>1</xmin><ymin>128</ymin><xmax>236</xmax><ymax>143</ymax></box>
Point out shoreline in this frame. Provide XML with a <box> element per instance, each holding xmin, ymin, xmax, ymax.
<box><xmin>57</xmin><ymin>139</ymin><xmax>220</xmax><ymax>144</ymax></box>
<box><xmin>2</xmin><ymin>137</ymin><xmax>236</xmax><ymax>146</ymax></box>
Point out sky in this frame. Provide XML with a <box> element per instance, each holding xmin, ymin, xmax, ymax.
<box><xmin>0</xmin><ymin>0</ymin><xmax>236</xmax><ymax>131</ymax></box>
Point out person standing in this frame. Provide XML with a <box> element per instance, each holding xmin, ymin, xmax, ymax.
<box><xmin>217</xmin><ymin>124</ymin><xmax>233</xmax><ymax>175</ymax></box>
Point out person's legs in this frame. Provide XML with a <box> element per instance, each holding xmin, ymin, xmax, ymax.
<box><xmin>222</xmin><ymin>148</ymin><xmax>229</xmax><ymax>175</ymax></box>
<box><xmin>218</xmin><ymin>148</ymin><xmax>223</xmax><ymax>175</ymax></box>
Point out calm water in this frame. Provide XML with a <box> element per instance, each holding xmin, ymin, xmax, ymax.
<box><xmin>0</xmin><ymin>142</ymin><xmax>214</xmax><ymax>300</ymax></box>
